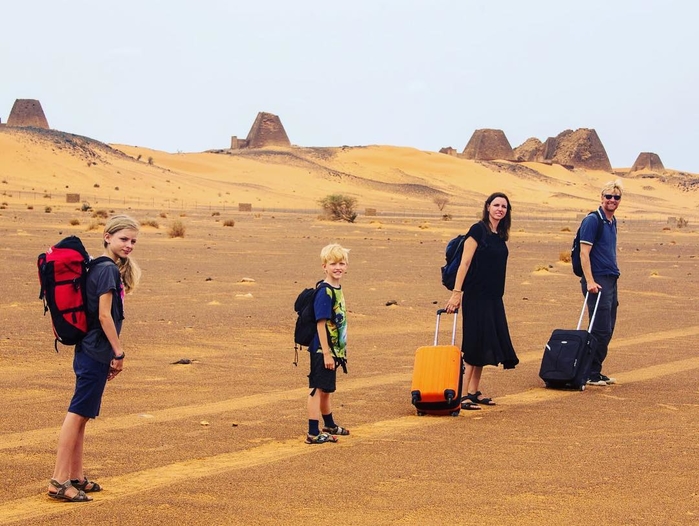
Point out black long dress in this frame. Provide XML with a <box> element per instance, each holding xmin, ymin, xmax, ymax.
<box><xmin>460</xmin><ymin>222</ymin><xmax>519</xmax><ymax>369</ymax></box>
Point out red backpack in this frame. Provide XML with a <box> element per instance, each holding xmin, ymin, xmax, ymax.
<box><xmin>37</xmin><ymin>236</ymin><xmax>92</xmax><ymax>351</ymax></box>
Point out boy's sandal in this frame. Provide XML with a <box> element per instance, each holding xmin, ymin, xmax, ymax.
<box><xmin>467</xmin><ymin>391</ymin><xmax>496</xmax><ymax>406</ymax></box>
<box><xmin>305</xmin><ymin>432</ymin><xmax>339</xmax><ymax>444</ymax></box>
<box><xmin>322</xmin><ymin>425</ymin><xmax>350</xmax><ymax>435</ymax></box>
<box><xmin>460</xmin><ymin>398</ymin><xmax>482</xmax><ymax>411</ymax></box>
<box><xmin>71</xmin><ymin>477</ymin><xmax>102</xmax><ymax>493</ymax></box>
<box><xmin>47</xmin><ymin>479</ymin><xmax>92</xmax><ymax>502</ymax></box>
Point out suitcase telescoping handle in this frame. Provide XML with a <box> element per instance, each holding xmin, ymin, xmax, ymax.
<box><xmin>576</xmin><ymin>292</ymin><xmax>602</xmax><ymax>333</ymax></box>
<box><xmin>434</xmin><ymin>308</ymin><xmax>459</xmax><ymax>346</ymax></box>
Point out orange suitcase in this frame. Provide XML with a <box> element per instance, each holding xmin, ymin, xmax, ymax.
<box><xmin>410</xmin><ymin>309</ymin><xmax>463</xmax><ymax>416</ymax></box>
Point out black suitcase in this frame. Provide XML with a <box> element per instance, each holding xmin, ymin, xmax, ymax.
<box><xmin>539</xmin><ymin>292</ymin><xmax>601</xmax><ymax>391</ymax></box>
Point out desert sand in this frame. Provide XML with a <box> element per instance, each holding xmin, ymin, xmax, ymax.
<box><xmin>0</xmin><ymin>127</ymin><xmax>698</xmax><ymax>525</ymax></box>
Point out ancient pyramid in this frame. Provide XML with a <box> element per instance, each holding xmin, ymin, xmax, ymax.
<box><xmin>631</xmin><ymin>152</ymin><xmax>664</xmax><ymax>173</ymax></box>
<box><xmin>6</xmin><ymin>99</ymin><xmax>49</xmax><ymax>129</ymax></box>
<box><xmin>245</xmin><ymin>112</ymin><xmax>290</xmax><ymax>148</ymax></box>
<box><xmin>462</xmin><ymin>129</ymin><xmax>515</xmax><ymax>161</ymax></box>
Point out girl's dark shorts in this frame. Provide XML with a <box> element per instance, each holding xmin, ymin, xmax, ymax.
<box><xmin>68</xmin><ymin>350</ymin><xmax>110</xmax><ymax>419</ymax></box>
<box><xmin>308</xmin><ymin>351</ymin><xmax>337</xmax><ymax>393</ymax></box>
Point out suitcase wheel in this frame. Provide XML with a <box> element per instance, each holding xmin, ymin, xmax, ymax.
<box><xmin>416</xmin><ymin>411</ymin><xmax>425</xmax><ymax>417</ymax></box>
<box><xmin>450</xmin><ymin>410</ymin><xmax>459</xmax><ymax>417</ymax></box>
<box><xmin>579</xmin><ymin>384</ymin><xmax>586</xmax><ymax>391</ymax></box>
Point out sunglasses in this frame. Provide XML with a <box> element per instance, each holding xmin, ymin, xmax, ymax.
<box><xmin>603</xmin><ymin>194</ymin><xmax>622</xmax><ymax>201</ymax></box>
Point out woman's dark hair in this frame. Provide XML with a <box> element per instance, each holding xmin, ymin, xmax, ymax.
<box><xmin>480</xmin><ymin>192</ymin><xmax>512</xmax><ymax>241</ymax></box>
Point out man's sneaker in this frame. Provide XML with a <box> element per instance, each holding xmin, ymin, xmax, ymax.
<box><xmin>586</xmin><ymin>375</ymin><xmax>608</xmax><ymax>386</ymax></box>
<box><xmin>599</xmin><ymin>374</ymin><xmax>616</xmax><ymax>385</ymax></box>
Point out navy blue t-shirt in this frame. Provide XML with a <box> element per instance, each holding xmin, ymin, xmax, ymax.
<box><xmin>579</xmin><ymin>207</ymin><xmax>619</xmax><ymax>277</ymax></box>
<box><xmin>77</xmin><ymin>259</ymin><xmax>124</xmax><ymax>364</ymax></box>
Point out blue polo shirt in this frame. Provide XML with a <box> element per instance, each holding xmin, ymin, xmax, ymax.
<box><xmin>580</xmin><ymin>207</ymin><xmax>619</xmax><ymax>277</ymax></box>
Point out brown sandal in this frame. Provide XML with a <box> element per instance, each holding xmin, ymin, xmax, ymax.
<box><xmin>47</xmin><ymin>479</ymin><xmax>92</xmax><ymax>502</ymax></box>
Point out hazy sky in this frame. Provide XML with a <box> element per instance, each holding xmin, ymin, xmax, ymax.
<box><xmin>2</xmin><ymin>0</ymin><xmax>697</xmax><ymax>172</ymax></box>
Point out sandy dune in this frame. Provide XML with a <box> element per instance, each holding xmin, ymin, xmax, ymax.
<box><xmin>1</xmin><ymin>127</ymin><xmax>698</xmax><ymax>525</ymax></box>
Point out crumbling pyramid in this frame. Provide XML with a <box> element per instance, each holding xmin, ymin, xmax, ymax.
<box><xmin>6</xmin><ymin>99</ymin><xmax>49</xmax><ymax>129</ymax></box>
<box><xmin>246</xmin><ymin>112</ymin><xmax>290</xmax><ymax>148</ymax></box>
<box><xmin>513</xmin><ymin>137</ymin><xmax>543</xmax><ymax>162</ymax></box>
<box><xmin>462</xmin><ymin>129</ymin><xmax>515</xmax><ymax>161</ymax></box>
<box><xmin>439</xmin><ymin>146</ymin><xmax>457</xmax><ymax>156</ymax></box>
<box><xmin>541</xmin><ymin>128</ymin><xmax>612</xmax><ymax>171</ymax></box>
<box><xmin>631</xmin><ymin>152</ymin><xmax>664</xmax><ymax>173</ymax></box>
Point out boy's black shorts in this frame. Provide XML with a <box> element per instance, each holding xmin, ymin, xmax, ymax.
<box><xmin>308</xmin><ymin>350</ymin><xmax>336</xmax><ymax>393</ymax></box>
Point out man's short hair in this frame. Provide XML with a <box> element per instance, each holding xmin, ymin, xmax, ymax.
<box><xmin>601</xmin><ymin>180</ymin><xmax>624</xmax><ymax>196</ymax></box>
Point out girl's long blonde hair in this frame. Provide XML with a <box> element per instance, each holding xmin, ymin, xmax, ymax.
<box><xmin>103</xmin><ymin>215</ymin><xmax>142</xmax><ymax>293</ymax></box>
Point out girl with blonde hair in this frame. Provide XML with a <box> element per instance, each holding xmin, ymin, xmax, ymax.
<box><xmin>48</xmin><ymin>214</ymin><xmax>141</xmax><ymax>502</ymax></box>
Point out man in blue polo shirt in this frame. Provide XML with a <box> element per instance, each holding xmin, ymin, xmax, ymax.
<box><xmin>579</xmin><ymin>181</ymin><xmax>622</xmax><ymax>386</ymax></box>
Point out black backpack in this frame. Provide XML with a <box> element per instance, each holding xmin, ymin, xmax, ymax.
<box><xmin>571</xmin><ymin>211</ymin><xmax>605</xmax><ymax>277</ymax></box>
<box><xmin>293</xmin><ymin>281</ymin><xmax>335</xmax><ymax>365</ymax></box>
<box><xmin>441</xmin><ymin>221</ymin><xmax>487</xmax><ymax>290</ymax></box>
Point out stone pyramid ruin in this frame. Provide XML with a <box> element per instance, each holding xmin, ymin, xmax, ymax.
<box><xmin>231</xmin><ymin>112</ymin><xmax>290</xmax><ymax>149</ymax></box>
<box><xmin>514</xmin><ymin>128</ymin><xmax>612</xmax><ymax>171</ymax></box>
<box><xmin>513</xmin><ymin>137</ymin><xmax>543</xmax><ymax>162</ymax></box>
<box><xmin>541</xmin><ymin>128</ymin><xmax>612</xmax><ymax>171</ymax></box>
<box><xmin>6</xmin><ymin>99</ymin><xmax>49</xmax><ymax>129</ymax></box>
<box><xmin>631</xmin><ymin>152</ymin><xmax>664</xmax><ymax>173</ymax></box>
<box><xmin>461</xmin><ymin>129</ymin><xmax>515</xmax><ymax>161</ymax></box>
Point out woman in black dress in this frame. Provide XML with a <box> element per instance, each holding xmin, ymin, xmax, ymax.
<box><xmin>444</xmin><ymin>192</ymin><xmax>518</xmax><ymax>410</ymax></box>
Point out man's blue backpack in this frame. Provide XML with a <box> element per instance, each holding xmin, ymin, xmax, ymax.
<box><xmin>571</xmin><ymin>211</ymin><xmax>604</xmax><ymax>277</ymax></box>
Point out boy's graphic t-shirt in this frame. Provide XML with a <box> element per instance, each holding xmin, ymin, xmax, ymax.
<box><xmin>311</xmin><ymin>284</ymin><xmax>346</xmax><ymax>359</ymax></box>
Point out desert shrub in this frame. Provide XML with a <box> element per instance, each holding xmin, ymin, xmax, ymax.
<box><xmin>168</xmin><ymin>220</ymin><xmax>186</xmax><ymax>238</ymax></box>
<box><xmin>87</xmin><ymin>220</ymin><xmax>104</xmax><ymax>231</ymax></box>
<box><xmin>114</xmin><ymin>186</ymin><xmax>119</xmax><ymax>191</ymax></box>
<box><xmin>136</xmin><ymin>154</ymin><xmax>142</xmax><ymax>161</ymax></box>
<box><xmin>81</xmin><ymin>202</ymin><xmax>92</xmax><ymax>212</ymax></box>
<box><xmin>433</xmin><ymin>196</ymin><xmax>449</xmax><ymax>211</ymax></box>
<box><xmin>677</xmin><ymin>217</ymin><xmax>689</xmax><ymax>228</ymax></box>
<box><xmin>69</xmin><ymin>218</ymin><xmax>80</xmax><ymax>226</ymax></box>
<box><xmin>1</xmin><ymin>179</ymin><xmax>7</xmax><ymax>184</ymax></box>
<box><xmin>159</xmin><ymin>212</ymin><xmax>167</xmax><ymax>218</ymax></box>
<box><xmin>141</xmin><ymin>219</ymin><xmax>160</xmax><ymax>228</ymax></box>
<box><xmin>560</xmin><ymin>226</ymin><xmax>571</xmax><ymax>232</ymax></box>
<box><xmin>0</xmin><ymin>204</ymin><xmax>6</xmax><ymax>210</ymax></box>
<box><xmin>44</xmin><ymin>206</ymin><xmax>52</xmax><ymax>213</ymax></box>
<box><xmin>318</xmin><ymin>194</ymin><xmax>357</xmax><ymax>223</ymax></box>
<box><xmin>535</xmin><ymin>264</ymin><xmax>549</xmax><ymax>272</ymax></box>
<box><xmin>212</xmin><ymin>211</ymin><xmax>221</xmax><ymax>217</ymax></box>
<box><xmin>559</xmin><ymin>251</ymin><xmax>571</xmax><ymax>263</ymax></box>
<box><xmin>92</xmin><ymin>209</ymin><xmax>109</xmax><ymax>219</ymax></box>
<box><xmin>223</xmin><ymin>219</ymin><xmax>235</xmax><ymax>227</ymax></box>
<box><xmin>93</xmin><ymin>183</ymin><xmax>100</xmax><ymax>188</ymax></box>
<box><xmin>147</xmin><ymin>156</ymin><xmax>154</xmax><ymax>165</ymax></box>
<box><xmin>27</xmin><ymin>205</ymin><xmax>34</xmax><ymax>210</ymax></box>
<box><xmin>442</xmin><ymin>214</ymin><xmax>452</xmax><ymax>221</ymax></box>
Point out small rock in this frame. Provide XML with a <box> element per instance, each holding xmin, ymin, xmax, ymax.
<box><xmin>385</xmin><ymin>300</ymin><xmax>398</xmax><ymax>306</ymax></box>
<box><xmin>171</xmin><ymin>358</ymin><xmax>192</xmax><ymax>365</ymax></box>
<box><xmin>200</xmin><ymin>421</ymin><xmax>210</xmax><ymax>427</ymax></box>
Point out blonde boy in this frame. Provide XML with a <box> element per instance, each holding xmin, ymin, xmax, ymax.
<box><xmin>305</xmin><ymin>244</ymin><xmax>349</xmax><ymax>444</ymax></box>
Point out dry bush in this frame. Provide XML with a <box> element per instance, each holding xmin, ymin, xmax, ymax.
<box><xmin>159</xmin><ymin>212</ymin><xmax>167</xmax><ymax>218</ymax></box>
<box><xmin>442</xmin><ymin>214</ymin><xmax>452</xmax><ymax>221</ymax></box>
<box><xmin>318</xmin><ymin>194</ymin><xmax>357</xmax><ymax>223</ymax></box>
<box><xmin>27</xmin><ymin>205</ymin><xmax>34</xmax><ymax>210</ymax></box>
<box><xmin>433</xmin><ymin>196</ymin><xmax>450</xmax><ymax>211</ymax></box>
<box><xmin>168</xmin><ymin>220</ymin><xmax>186</xmax><ymax>238</ymax></box>
<box><xmin>561</xmin><ymin>226</ymin><xmax>571</xmax><ymax>232</ymax></box>
<box><xmin>559</xmin><ymin>251</ymin><xmax>571</xmax><ymax>263</ymax></box>
<box><xmin>92</xmin><ymin>209</ymin><xmax>109</xmax><ymax>219</ymax></box>
<box><xmin>223</xmin><ymin>219</ymin><xmax>235</xmax><ymax>227</ymax></box>
<box><xmin>44</xmin><ymin>206</ymin><xmax>52</xmax><ymax>213</ymax></box>
<box><xmin>141</xmin><ymin>219</ymin><xmax>160</xmax><ymax>228</ymax></box>
<box><xmin>212</xmin><ymin>211</ymin><xmax>221</xmax><ymax>217</ymax></box>
<box><xmin>69</xmin><ymin>218</ymin><xmax>80</xmax><ymax>226</ymax></box>
<box><xmin>677</xmin><ymin>217</ymin><xmax>689</xmax><ymax>228</ymax></box>
<box><xmin>535</xmin><ymin>264</ymin><xmax>550</xmax><ymax>272</ymax></box>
